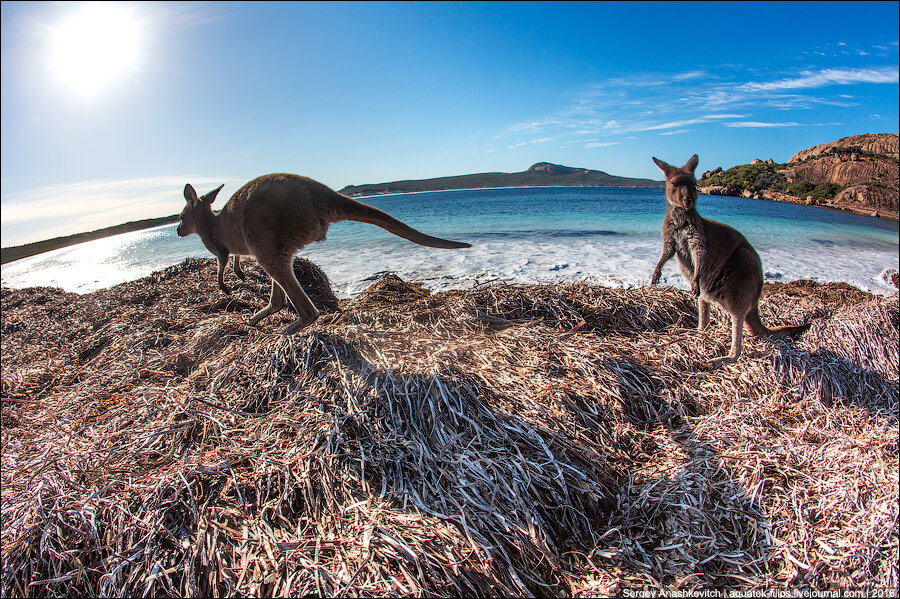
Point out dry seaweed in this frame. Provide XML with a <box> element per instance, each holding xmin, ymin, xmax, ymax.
<box><xmin>2</xmin><ymin>257</ymin><xmax>897</xmax><ymax>597</ymax></box>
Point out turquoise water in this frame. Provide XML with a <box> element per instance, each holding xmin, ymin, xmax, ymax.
<box><xmin>2</xmin><ymin>187</ymin><xmax>898</xmax><ymax>296</ymax></box>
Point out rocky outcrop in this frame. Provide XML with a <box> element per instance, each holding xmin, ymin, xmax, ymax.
<box><xmin>781</xmin><ymin>155</ymin><xmax>898</xmax><ymax>188</ymax></box>
<box><xmin>699</xmin><ymin>133</ymin><xmax>898</xmax><ymax>221</ymax></box>
<box><xmin>789</xmin><ymin>133</ymin><xmax>898</xmax><ymax>162</ymax></box>
<box><xmin>700</xmin><ymin>167</ymin><xmax>723</xmax><ymax>180</ymax></box>
<box><xmin>831</xmin><ymin>184</ymin><xmax>899</xmax><ymax>218</ymax></box>
<box><xmin>779</xmin><ymin>133</ymin><xmax>898</xmax><ymax>219</ymax></box>
<box><xmin>701</xmin><ymin>184</ymin><xmax>736</xmax><ymax>196</ymax></box>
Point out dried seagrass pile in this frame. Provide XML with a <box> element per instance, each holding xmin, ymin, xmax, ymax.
<box><xmin>2</xmin><ymin>258</ymin><xmax>897</xmax><ymax>596</ymax></box>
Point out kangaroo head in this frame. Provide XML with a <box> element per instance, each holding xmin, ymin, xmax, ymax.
<box><xmin>177</xmin><ymin>183</ymin><xmax>224</xmax><ymax>237</ymax></box>
<box><xmin>652</xmin><ymin>154</ymin><xmax>699</xmax><ymax>209</ymax></box>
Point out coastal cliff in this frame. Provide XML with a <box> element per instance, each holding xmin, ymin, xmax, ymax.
<box><xmin>699</xmin><ymin>133</ymin><xmax>899</xmax><ymax>220</ymax></box>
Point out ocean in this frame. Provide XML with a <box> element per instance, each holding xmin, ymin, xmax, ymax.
<box><xmin>2</xmin><ymin>186</ymin><xmax>898</xmax><ymax>297</ymax></box>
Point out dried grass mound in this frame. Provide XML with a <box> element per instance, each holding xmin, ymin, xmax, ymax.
<box><xmin>291</xmin><ymin>257</ymin><xmax>339</xmax><ymax>313</ymax></box>
<box><xmin>351</xmin><ymin>274</ymin><xmax>431</xmax><ymax>310</ymax></box>
<box><xmin>2</xmin><ymin>259</ymin><xmax>897</xmax><ymax>597</ymax></box>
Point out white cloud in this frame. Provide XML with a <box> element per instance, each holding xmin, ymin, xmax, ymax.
<box><xmin>739</xmin><ymin>67</ymin><xmax>899</xmax><ymax>91</ymax></box>
<box><xmin>637</xmin><ymin>119</ymin><xmax>707</xmax><ymax>131</ymax></box>
<box><xmin>673</xmin><ymin>70</ymin><xmax>707</xmax><ymax>81</ymax></box>
<box><xmin>490</xmin><ymin>63</ymin><xmax>898</xmax><ymax>153</ymax></box>
<box><xmin>585</xmin><ymin>141</ymin><xmax>620</xmax><ymax>148</ymax></box>
<box><xmin>724</xmin><ymin>121</ymin><xmax>800</xmax><ymax>128</ymax></box>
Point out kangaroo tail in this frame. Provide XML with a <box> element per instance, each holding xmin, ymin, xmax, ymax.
<box><xmin>337</xmin><ymin>196</ymin><xmax>471</xmax><ymax>249</ymax></box>
<box><xmin>745</xmin><ymin>303</ymin><xmax>811</xmax><ymax>338</ymax></box>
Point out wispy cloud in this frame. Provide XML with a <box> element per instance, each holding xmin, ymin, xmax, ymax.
<box><xmin>491</xmin><ymin>62</ymin><xmax>898</xmax><ymax>152</ymax></box>
<box><xmin>739</xmin><ymin>67</ymin><xmax>899</xmax><ymax>91</ymax></box>
<box><xmin>672</xmin><ymin>70</ymin><xmax>707</xmax><ymax>81</ymax></box>
<box><xmin>724</xmin><ymin>121</ymin><xmax>801</xmax><ymax>128</ymax></box>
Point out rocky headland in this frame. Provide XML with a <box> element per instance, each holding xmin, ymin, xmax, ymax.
<box><xmin>699</xmin><ymin>133</ymin><xmax>899</xmax><ymax>220</ymax></box>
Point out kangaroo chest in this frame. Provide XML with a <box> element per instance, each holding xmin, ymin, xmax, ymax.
<box><xmin>665</xmin><ymin>211</ymin><xmax>704</xmax><ymax>276</ymax></box>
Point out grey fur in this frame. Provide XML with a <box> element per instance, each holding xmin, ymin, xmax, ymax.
<box><xmin>178</xmin><ymin>173</ymin><xmax>470</xmax><ymax>334</ymax></box>
<box><xmin>650</xmin><ymin>155</ymin><xmax>810</xmax><ymax>367</ymax></box>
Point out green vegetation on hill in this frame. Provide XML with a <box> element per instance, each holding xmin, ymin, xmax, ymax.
<box><xmin>700</xmin><ymin>163</ymin><xmax>845</xmax><ymax>201</ymax></box>
<box><xmin>785</xmin><ymin>181</ymin><xmax>843</xmax><ymax>201</ymax></box>
<box><xmin>700</xmin><ymin>163</ymin><xmax>791</xmax><ymax>194</ymax></box>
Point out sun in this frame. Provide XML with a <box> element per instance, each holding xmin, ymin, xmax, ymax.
<box><xmin>48</xmin><ymin>2</ymin><xmax>142</xmax><ymax>99</ymax></box>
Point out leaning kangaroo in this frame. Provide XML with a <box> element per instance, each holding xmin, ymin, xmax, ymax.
<box><xmin>178</xmin><ymin>173</ymin><xmax>470</xmax><ymax>334</ymax></box>
<box><xmin>650</xmin><ymin>154</ymin><xmax>810</xmax><ymax>367</ymax></box>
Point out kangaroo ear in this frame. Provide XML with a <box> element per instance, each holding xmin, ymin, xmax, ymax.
<box><xmin>682</xmin><ymin>154</ymin><xmax>699</xmax><ymax>174</ymax></box>
<box><xmin>184</xmin><ymin>184</ymin><xmax>199</xmax><ymax>205</ymax></box>
<box><xmin>652</xmin><ymin>157</ymin><xmax>676</xmax><ymax>178</ymax></box>
<box><xmin>201</xmin><ymin>184</ymin><xmax>225</xmax><ymax>205</ymax></box>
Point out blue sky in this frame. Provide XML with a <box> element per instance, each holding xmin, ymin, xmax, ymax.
<box><xmin>1</xmin><ymin>1</ymin><xmax>898</xmax><ymax>245</ymax></box>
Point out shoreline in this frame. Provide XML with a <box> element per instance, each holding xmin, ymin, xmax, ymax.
<box><xmin>698</xmin><ymin>187</ymin><xmax>899</xmax><ymax>222</ymax></box>
<box><xmin>3</xmin><ymin>256</ymin><xmax>898</xmax><ymax>299</ymax></box>
<box><xmin>2</xmin><ymin>184</ymin><xmax>895</xmax><ymax>267</ymax></box>
<box><xmin>343</xmin><ymin>183</ymin><xmax>665</xmax><ymax>198</ymax></box>
<box><xmin>1</xmin><ymin>214</ymin><xmax>179</xmax><ymax>265</ymax></box>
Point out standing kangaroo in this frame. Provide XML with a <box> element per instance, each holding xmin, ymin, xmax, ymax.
<box><xmin>650</xmin><ymin>154</ymin><xmax>810</xmax><ymax>367</ymax></box>
<box><xmin>177</xmin><ymin>173</ymin><xmax>470</xmax><ymax>334</ymax></box>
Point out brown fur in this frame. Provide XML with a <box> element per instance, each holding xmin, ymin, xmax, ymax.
<box><xmin>178</xmin><ymin>173</ymin><xmax>469</xmax><ymax>334</ymax></box>
<box><xmin>650</xmin><ymin>155</ymin><xmax>810</xmax><ymax>366</ymax></box>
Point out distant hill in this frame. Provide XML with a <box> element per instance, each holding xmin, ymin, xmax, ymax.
<box><xmin>338</xmin><ymin>162</ymin><xmax>665</xmax><ymax>196</ymax></box>
<box><xmin>1</xmin><ymin>215</ymin><xmax>179</xmax><ymax>265</ymax></box>
<box><xmin>698</xmin><ymin>133</ymin><xmax>899</xmax><ymax>220</ymax></box>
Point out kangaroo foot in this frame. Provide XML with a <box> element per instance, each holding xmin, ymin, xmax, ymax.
<box><xmin>281</xmin><ymin>312</ymin><xmax>320</xmax><ymax>335</ymax></box>
<box><xmin>250</xmin><ymin>304</ymin><xmax>283</xmax><ymax>326</ymax></box>
<box><xmin>705</xmin><ymin>355</ymin><xmax>737</xmax><ymax>370</ymax></box>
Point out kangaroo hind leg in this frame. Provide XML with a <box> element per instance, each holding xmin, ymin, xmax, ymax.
<box><xmin>260</xmin><ymin>256</ymin><xmax>320</xmax><ymax>335</ymax></box>
<box><xmin>698</xmin><ymin>299</ymin><xmax>711</xmax><ymax>331</ymax></box>
<box><xmin>250</xmin><ymin>279</ymin><xmax>287</xmax><ymax>326</ymax></box>
<box><xmin>233</xmin><ymin>255</ymin><xmax>246</xmax><ymax>281</ymax></box>
<box><xmin>706</xmin><ymin>307</ymin><xmax>747</xmax><ymax>369</ymax></box>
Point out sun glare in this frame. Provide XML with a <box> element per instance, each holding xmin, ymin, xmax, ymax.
<box><xmin>48</xmin><ymin>3</ymin><xmax>142</xmax><ymax>99</ymax></box>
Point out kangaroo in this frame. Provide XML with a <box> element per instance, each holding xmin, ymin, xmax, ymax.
<box><xmin>177</xmin><ymin>173</ymin><xmax>470</xmax><ymax>334</ymax></box>
<box><xmin>650</xmin><ymin>154</ymin><xmax>810</xmax><ymax>367</ymax></box>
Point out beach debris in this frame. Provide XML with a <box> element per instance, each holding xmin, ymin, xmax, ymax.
<box><xmin>350</xmin><ymin>273</ymin><xmax>431</xmax><ymax>309</ymax></box>
<box><xmin>2</xmin><ymin>258</ymin><xmax>897</xmax><ymax>596</ymax></box>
